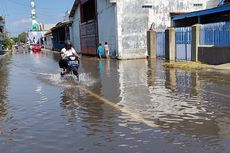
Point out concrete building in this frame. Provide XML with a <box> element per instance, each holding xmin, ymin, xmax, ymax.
<box><xmin>0</xmin><ymin>16</ymin><xmax>5</xmax><ymax>52</ymax></box>
<box><xmin>44</xmin><ymin>11</ymin><xmax>71</xmax><ymax>51</ymax></box>
<box><xmin>50</xmin><ymin>21</ymin><xmax>71</xmax><ymax>51</ymax></box>
<box><xmin>170</xmin><ymin>1</ymin><xmax>230</xmax><ymax>65</ymax></box>
<box><xmin>27</xmin><ymin>24</ymin><xmax>55</xmax><ymax>48</ymax></box>
<box><xmin>28</xmin><ymin>0</ymin><xmax>56</xmax><ymax>48</ymax></box>
<box><xmin>44</xmin><ymin>30</ymin><xmax>53</xmax><ymax>50</ymax></box>
<box><xmin>69</xmin><ymin>0</ymin><xmax>219</xmax><ymax>59</ymax></box>
<box><xmin>172</xmin><ymin>0</ymin><xmax>228</xmax><ymax>27</ymax></box>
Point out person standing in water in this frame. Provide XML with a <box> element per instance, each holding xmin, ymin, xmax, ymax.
<box><xmin>104</xmin><ymin>42</ymin><xmax>110</xmax><ymax>59</ymax></box>
<box><xmin>97</xmin><ymin>43</ymin><xmax>103</xmax><ymax>59</ymax></box>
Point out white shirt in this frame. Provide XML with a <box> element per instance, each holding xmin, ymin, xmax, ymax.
<box><xmin>104</xmin><ymin>44</ymin><xmax>110</xmax><ymax>54</ymax></box>
<box><xmin>61</xmin><ymin>47</ymin><xmax>77</xmax><ymax>57</ymax></box>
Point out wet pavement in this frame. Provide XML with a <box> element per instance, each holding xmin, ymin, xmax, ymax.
<box><xmin>0</xmin><ymin>50</ymin><xmax>230</xmax><ymax>153</ymax></box>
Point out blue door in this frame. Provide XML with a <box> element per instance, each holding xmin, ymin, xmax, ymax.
<box><xmin>175</xmin><ymin>27</ymin><xmax>192</xmax><ymax>61</ymax></box>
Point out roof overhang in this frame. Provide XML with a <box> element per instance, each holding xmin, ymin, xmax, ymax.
<box><xmin>172</xmin><ymin>4</ymin><xmax>230</xmax><ymax>21</ymax></box>
<box><xmin>51</xmin><ymin>21</ymin><xmax>72</xmax><ymax>31</ymax></box>
<box><xmin>170</xmin><ymin>12</ymin><xmax>190</xmax><ymax>17</ymax></box>
<box><xmin>45</xmin><ymin>30</ymin><xmax>52</xmax><ymax>36</ymax></box>
<box><xmin>69</xmin><ymin>0</ymin><xmax>80</xmax><ymax>17</ymax></box>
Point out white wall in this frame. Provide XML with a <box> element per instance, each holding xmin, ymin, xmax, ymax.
<box><xmin>115</xmin><ymin>0</ymin><xmax>213</xmax><ymax>59</ymax></box>
<box><xmin>116</xmin><ymin>0</ymin><xmax>149</xmax><ymax>59</ymax></box>
<box><xmin>70</xmin><ymin>0</ymin><xmax>217</xmax><ymax>59</ymax></box>
<box><xmin>27</xmin><ymin>31</ymin><xmax>47</xmax><ymax>44</ymax></box>
<box><xmin>70</xmin><ymin>5</ymin><xmax>81</xmax><ymax>53</ymax></box>
<box><xmin>97</xmin><ymin>0</ymin><xmax>117</xmax><ymax>57</ymax></box>
<box><xmin>207</xmin><ymin>0</ymin><xmax>221</xmax><ymax>8</ymax></box>
<box><xmin>148</xmin><ymin>0</ymin><xmax>213</xmax><ymax>31</ymax></box>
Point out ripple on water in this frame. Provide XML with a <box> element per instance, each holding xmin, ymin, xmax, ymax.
<box><xmin>36</xmin><ymin>72</ymin><xmax>96</xmax><ymax>88</ymax></box>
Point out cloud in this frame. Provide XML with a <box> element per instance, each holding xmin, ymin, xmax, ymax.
<box><xmin>12</xmin><ymin>18</ymin><xmax>31</xmax><ymax>26</ymax></box>
<box><xmin>7</xmin><ymin>18</ymin><xmax>32</xmax><ymax>36</ymax></box>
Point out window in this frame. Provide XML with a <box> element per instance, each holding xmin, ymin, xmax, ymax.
<box><xmin>81</xmin><ymin>0</ymin><xmax>96</xmax><ymax>23</ymax></box>
<box><xmin>194</xmin><ymin>3</ymin><xmax>203</xmax><ymax>7</ymax></box>
<box><xmin>142</xmin><ymin>5</ymin><xmax>152</xmax><ymax>9</ymax></box>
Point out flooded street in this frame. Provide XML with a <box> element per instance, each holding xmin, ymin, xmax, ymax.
<box><xmin>0</xmin><ymin>50</ymin><xmax>230</xmax><ymax>153</ymax></box>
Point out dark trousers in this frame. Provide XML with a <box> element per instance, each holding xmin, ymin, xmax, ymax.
<box><xmin>59</xmin><ymin>59</ymin><xmax>68</xmax><ymax>68</ymax></box>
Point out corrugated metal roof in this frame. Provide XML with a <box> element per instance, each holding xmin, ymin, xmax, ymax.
<box><xmin>172</xmin><ymin>4</ymin><xmax>230</xmax><ymax>20</ymax></box>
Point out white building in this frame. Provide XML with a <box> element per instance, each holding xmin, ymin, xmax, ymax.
<box><xmin>69</xmin><ymin>0</ymin><xmax>219</xmax><ymax>59</ymax></box>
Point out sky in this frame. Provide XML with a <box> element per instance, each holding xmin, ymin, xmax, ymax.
<box><xmin>0</xmin><ymin>0</ymin><xmax>74</xmax><ymax>37</ymax></box>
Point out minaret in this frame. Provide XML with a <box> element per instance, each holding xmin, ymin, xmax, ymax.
<box><xmin>31</xmin><ymin>0</ymin><xmax>40</xmax><ymax>30</ymax></box>
<box><xmin>31</xmin><ymin>0</ymin><xmax>37</xmax><ymax>24</ymax></box>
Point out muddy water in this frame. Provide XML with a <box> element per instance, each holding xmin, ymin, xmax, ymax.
<box><xmin>0</xmin><ymin>51</ymin><xmax>230</xmax><ymax>153</ymax></box>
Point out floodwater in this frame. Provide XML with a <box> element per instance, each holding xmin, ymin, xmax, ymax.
<box><xmin>0</xmin><ymin>50</ymin><xmax>230</xmax><ymax>153</ymax></box>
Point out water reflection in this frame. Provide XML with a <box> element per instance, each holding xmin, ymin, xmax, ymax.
<box><xmin>78</xmin><ymin>58</ymin><xmax>230</xmax><ymax>143</ymax></box>
<box><xmin>117</xmin><ymin>59</ymin><xmax>150</xmax><ymax>114</ymax></box>
<box><xmin>1</xmin><ymin>51</ymin><xmax>230</xmax><ymax>153</ymax></box>
<box><xmin>105</xmin><ymin>59</ymin><xmax>111</xmax><ymax>77</ymax></box>
<box><xmin>44</xmin><ymin>50</ymin><xmax>60</xmax><ymax>62</ymax></box>
<box><xmin>0</xmin><ymin>56</ymin><xmax>10</xmax><ymax>135</ymax></box>
<box><xmin>60</xmin><ymin>86</ymin><xmax>82</xmax><ymax>122</ymax></box>
<box><xmin>98</xmin><ymin>60</ymin><xmax>103</xmax><ymax>76</ymax></box>
<box><xmin>59</xmin><ymin>85</ymin><xmax>118</xmax><ymax>144</ymax></box>
<box><xmin>113</xmin><ymin>58</ymin><xmax>230</xmax><ymax>151</ymax></box>
<box><xmin>14</xmin><ymin>52</ymin><xmax>230</xmax><ymax>152</ymax></box>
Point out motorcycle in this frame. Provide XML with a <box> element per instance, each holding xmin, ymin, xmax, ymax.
<box><xmin>60</xmin><ymin>56</ymin><xmax>80</xmax><ymax>79</ymax></box>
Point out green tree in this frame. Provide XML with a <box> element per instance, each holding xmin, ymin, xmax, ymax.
<box><xmin>18</xmin><ymin>32</ymin><xmax>27</xmax><ymax>43</ymax></box>
<box><xmin>11</xmin><ymin>37</ymin><xmax>18</xmax><ymax>43</ymax></box>
<box><xmin>3</xmin><ymin>35</ymin><xmax>14</xmax><ymax>50</ymax></box>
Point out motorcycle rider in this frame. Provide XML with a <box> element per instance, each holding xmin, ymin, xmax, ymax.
<box><xmin>59</xmin><ymin>40</ymin><xmax>80</xmax><ymax>75</ymax></box>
